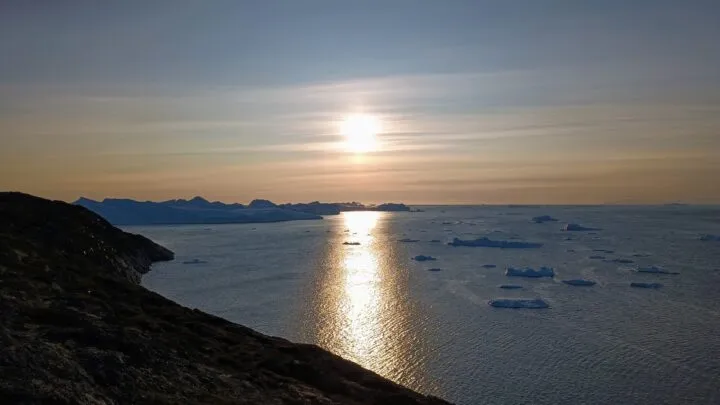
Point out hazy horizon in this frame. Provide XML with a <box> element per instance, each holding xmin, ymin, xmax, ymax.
<box><xmin>2</xmin><ymin>1</ymin><xmax>720</xmax><ymax>204</ymax></box>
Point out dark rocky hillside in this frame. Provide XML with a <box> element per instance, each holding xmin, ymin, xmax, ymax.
<box><xmin>0</xmin><ymin>192</ymin><xmax>451</xmax><ymax>405</ymax></box>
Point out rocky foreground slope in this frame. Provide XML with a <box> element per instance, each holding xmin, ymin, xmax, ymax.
<box><xmin>0</xmin><ymin>192</ymin><xmax>451</xmax><ymax>405</ymax></box>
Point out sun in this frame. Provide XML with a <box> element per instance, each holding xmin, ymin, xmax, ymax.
<box><xmin>340</xmin><ymin>114</ymin><xmax>381</xmax><ymax>153</ymax></box>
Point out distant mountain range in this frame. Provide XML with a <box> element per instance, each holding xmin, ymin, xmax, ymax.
<box><xmin>74</xmin><ymin>196</ymin><xmax>411</xmax><ymax>225</ymax></box>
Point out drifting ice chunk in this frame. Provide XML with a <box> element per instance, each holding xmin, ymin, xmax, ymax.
<box><xmin>606</xmin><ymin>258</ymin><xmax>634</xmax><ymax>264</ymax></box>
<box><xmin>413</xmin><ymin>255</ymin><xmax>437</xmax><ymax>262</ymax></box>
<box><xmin>563</xmin><ymin>223</ymin><xmax>599</xmax><ymax>231</ymax></box>
<box><xmin>635</xmin><ymin>265</ymin><xmax>678</xmax><ymax>275</ymax></box>
<box><xmin>448</xmin><ymin>237</ymin><xmax>542</xmax><ymax>248</ymax></box>
<box><xmin>488</xmin><ymin>298</ymin><xmax>549</xmax><ymax>309</ymax></box>
<box><xmin>631</xmin><ymin>282</ymin><xmax>663</xmax><ymax>289</ymax></box>
<box><xmin>505</xmin><ymin>266</ymin><xmax>555</xmax><ymax>278</ymax></box>
<box><xmin>499</xmin><ymin>284</ymin><xmax>523</xmax><ymax>289</ymax></box>
<box><xmin>182</xmin><ymin>259</ymin><xmax>208</xmax><ymax>265</ymax></box>
<box><xmin>532</xmin><ymin>215</ymin><xmax>558</xmax><ymax>223</ymax></box>
<box><xmin>562</xmin><ymin>279</ymin><xmax>596</xmax><ymax>286</ymax></box>
<box><xmin>343</xmin><ymin>241</ymin><xmax>361</xmax><ymax>246</ymax></box>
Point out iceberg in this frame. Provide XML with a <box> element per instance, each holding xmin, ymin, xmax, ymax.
<box><xmin>635</xmin><ymin>265</ymin><xmax>678</xmax><ymax>275</ymax></box>
<box><xmin>562</xmin><ymin>279</ymin><xmax>596</xmax><ymax>286</ymax></box>
<box><xmin>182</xmin><ymin>259</ymin><xmax>208</xmax><ymax>265</ymax></box>
<box><xmin>630</xmin><ymin>282</ymin><xmax>663</xmax><ymax>289</ymax></box>
<box><xmin>498</xmin><ymin>284</ymin><xmax>523</xmax><ymax>289</ymax></box>
<box><xmin>448</xmin><ymin>237</ymin><xmax>542</xmax><ymax>249</ymax></box>
<box><xmin>488</xmin><ymin>298</ymin><xmax>549</xmax><ymax>309</ymax></box>
<box><xmin>562</xmin><ymin>223</ymin><xmax>599</xmax><ymax>231</ymax></box>
<box><xmin>413</xmin><ymin>255</ymin><xmax>437</xmax><ymax>262</ymax></box>
<box><xmin>505</xmin><ymin>266</ymin><xmax>555</xmax><ymax>278</ymax></box>
<box><xmin>532</xmin><ymin>215</ymin><xmax>558</xmax><ymax>223</ymax></box>
<box><xmin>606</xmin><ymin>258</ymin><xmax>634</xmax><ymax>264</ymax></box>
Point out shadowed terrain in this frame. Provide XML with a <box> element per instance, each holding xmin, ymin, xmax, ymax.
<box><xmin>0</xmin><ymin>192</ymin><xmax>451</xmax><ymax>405</ymax></box>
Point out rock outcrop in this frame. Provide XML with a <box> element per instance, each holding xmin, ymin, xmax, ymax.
<box><xmin>0</xmin><ymin>192</ymin><xmax>451</xmax><ymax>405</ymax></box>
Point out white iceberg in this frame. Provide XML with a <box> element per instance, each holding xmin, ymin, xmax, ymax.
<box><xmin>505</xmin><ymin>266</ymin><xmax>555</xmax><ymax>278</ymax></box>
<box><xmin>532</xmin><ymin>215</ymin><xmax>558</xmax><ymax>223</ymax></box>
<box><xmin>563</xmin><ymin>223</ymin><xmax>599</xmax><ymax>231</ymax></box>
<box><xmin>635</xmin><ymin>265</ymin><xmax>678</xmax><ymax>275</ymax></box>
<box><xmin>630</xmin><ymin>282</ymin><xmax>663</xmax><ymax>289</ymax></box>
<box><xmin>562</xmin><ymin>279</ymin><xmax>596</xmax><ymax>286</ymax></box>
<box><xmin>413</xmin><ymin>255</ymin><xmax>437</xmax><ymax>262</ymax></box>
<box><xmin>488</xmin><ymin>298</ymin><xmax>549</xmax><ymax>309</ymax></box>
<box><xmin>448</xmin><ymin>237</ymin><xmax>542</xmax><ymax>248</ymax></box>
<box><xmin>182</xmin><ymin>259</ymin><xmax>208</xmax><ymax>265</ymax></box>
<box><xmin>606</xmin><ymin>258</ymin><xmax>634</xmax><ymax>264</ymax></box>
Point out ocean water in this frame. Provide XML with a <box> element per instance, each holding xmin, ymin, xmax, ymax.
<box><xmin>133</xmin><ymin>206</ymin><xmax>720</xmax><ymax>405</ymax></box>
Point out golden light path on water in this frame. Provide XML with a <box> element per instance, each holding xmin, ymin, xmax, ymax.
<box><xmin>307</xmin><ymin>211</ymin><xmax>436</xmax><ymax>392</ymax></box>
<box><xmin>339</xmin><ymin>211</ymin><xmax>382</xmax><ymax>363</ymax></box>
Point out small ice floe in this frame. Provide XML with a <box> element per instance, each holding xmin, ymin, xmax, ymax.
<box><xmin>499</xmin><ymin>284</ymin><xmax>523</xmax><ymax>289</ymax></box>
<box><xmin>532</xmin><ymin>215</ymin><xmax>558</xmax><ymax>223</ymax></box>
<box><xmin>398</xmin><ymin>238</ymin><xmax>420</xmax><ymax>243</ymax></box>
<box><xmin>182</xmin><ymin>259</ymin><xmax>208</xmax><ymax>265</ymax></box>
<box><xmin>605</xmin><ymin>258</ymin><xmax>634</xmax><ymax>264</ymax></box>
<box><xmin>630</xmin><ymin>282</ymin><xmax>663</xmax><ymax>289</ymax></box>
<box><xmin>562</xmin><ymin>279</ymin><xmax>596</xmax><ymax>286</ymax></box>
<box><xmin>413</xmin><ymin>255</ymin><xmax>437</xmax><ymax>262</ymax></box>
<box><xmin>635</xmin><ymin>265</ymin><xmax>679</xmax><ymax>275</ymax></box>
<box><xmin>488</xmin><ymin>298</ymin><xmax>549</xmax><ymax>309</ymax></box>
<box><xmin>448</xmin><ymin>237</ymin><xmax>542</xmax><ymax>249</ymax></box>
<box><xmin>562</xmin><ymin>223</ymin><xmax>600</xmax><ymax>231</ymax></box>
<box><xmin>343</xmin><ymin>242</ymin><xmax>361</xmax><ymax>246</ymax></box>
<box><xmin>505</xmin><ymin>266</ymin><xmax>555</xmax><ymax>278</ymax></box>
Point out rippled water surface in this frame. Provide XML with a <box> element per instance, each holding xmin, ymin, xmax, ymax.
<box><xmin>134</xmin><ymin>206</ymin><xmax>720</xmax><ymax>404</ymax></box>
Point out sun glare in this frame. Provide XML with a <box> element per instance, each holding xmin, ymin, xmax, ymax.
<box><xmin>340</xmin><ymin>114</ymin><xmax>381</xmax><ymax>153</ymax></box>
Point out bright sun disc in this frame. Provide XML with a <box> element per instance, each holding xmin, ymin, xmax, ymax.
<box><xmin>340</xmin><ymin>114</ymin><xmax>380</xmax><ymax>153</ymax></box>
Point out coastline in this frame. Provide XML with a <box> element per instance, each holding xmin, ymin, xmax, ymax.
<box><xmin>0</xmin><ymin>192</ymin><xmax>451</xmax><ymax>404</ymax></box>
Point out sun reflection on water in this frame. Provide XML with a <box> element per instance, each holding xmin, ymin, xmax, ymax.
<box><xmin>305</xmin><ymin>210</ymin><xmax>435</xmax><ymax>392</ymax></box>
<box><xmin>339</xmin><ymin>211</ymin><xmax>381</xmax><ymax>363</ymax></box>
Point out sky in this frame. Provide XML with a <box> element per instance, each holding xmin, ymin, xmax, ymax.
<box><xmin>1</xmin><ymin>0</ymin><xmax>719</xmax><ymax>204</ymax></box>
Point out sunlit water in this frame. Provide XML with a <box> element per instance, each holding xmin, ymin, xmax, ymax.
<box><xmin>134</xmin><ymin>206</ymin><xmax>720</xmax><ymax>404</ymax></box>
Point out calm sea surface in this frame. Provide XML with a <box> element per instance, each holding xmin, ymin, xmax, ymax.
<box><xmin>132</xmin><ymin>206</ymin><xmax>720</xmax><ymax>405</ymax></box>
